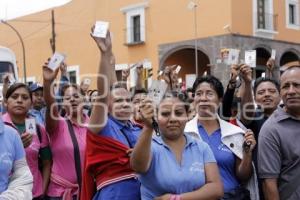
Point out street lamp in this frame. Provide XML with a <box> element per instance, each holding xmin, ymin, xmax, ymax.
<box><xmin>1</xmin><ymin>20</ymin><xmax>26</xmax><ymax>83</ymax></box>
<box><xmin>188</xmin><ymin>1</ymin><xmax>198</xmax><ymax>77</ymax></box>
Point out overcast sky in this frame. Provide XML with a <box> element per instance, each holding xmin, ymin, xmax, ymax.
<box><xmin>0</xmin><ymin>0</ymin><xmax>71</xmax><ymax>21</ymax></box>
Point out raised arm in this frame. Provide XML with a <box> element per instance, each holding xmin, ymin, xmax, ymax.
<box><xmin>109</xmin><ymin>53</ymin><xmax>117</xmax><ymax>86</ymax></box>
<box><xmin>265</xmin><ymin>58</ymin><xmax>278</xmax><ymax>80</ymax></box>
<box><xmin>43</xmin><ymin>61</ymin><xmax>60</xmax><ymax>134</ymax></box>
<box><xmin>88</xmin><ymin>29</ymin><xmax>112</xmax><ymax>134</ymax></box>
<box><xmin>239</xmin><ymin>64</ymin><xmax>255</xmax><ymax>125</ymax></box>
<box><xmin>130</xmin><ymin>99</ymin><xmax>154</xmax><ymax>173</ymax></box>
<box><xmin>220</xmin><ymin>64</ymin><xmax>239</xmax><ymax>120</ymax></box>
<box><xmin>135</xmin><ymin>62</ymin><xmax>144</xmax><ymax>90</ymax></box>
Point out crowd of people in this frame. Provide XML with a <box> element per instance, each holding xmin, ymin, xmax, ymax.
<box><xmin>0</xmin><ymin>27</ymin><xmax>299</xmax><ymax>200</ymax></box>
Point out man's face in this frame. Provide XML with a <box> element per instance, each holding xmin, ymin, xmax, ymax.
<box><xmin>255</xmin><ymin>81</ymin><xmax>280</xmax><ymax>113</ymax></box>
<box><xmin>109</xmin><ymin>88</ymin><xmax>133</xmax><ymax>121</ymax></box>
<box><xmin>132</xmin><ymin>93</ymin><xmax>147</xmax><ymax>121</ymax></box>
<box><xmin>32</xmin><ymin>89</ymin><xmax>45</xmax><ymax>110</ymax></box>
<box><xmin>280</xmin><ymin>68</ymin><xmax>300</xmax><ymax>114</ymax></box>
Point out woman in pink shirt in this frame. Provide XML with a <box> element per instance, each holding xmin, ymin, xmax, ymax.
<box><xmin>3</xmin><ymin>82</ymin><xmax>52</xmax><ymax>200</ymax></box>
<box><xmin>43</xmin><ymin>61</ymin><xmax>88</xmax><ymax>200</ymax></box>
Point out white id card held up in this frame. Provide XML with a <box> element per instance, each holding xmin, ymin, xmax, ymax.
<box><xmin>25</xmin><ymin>118</ymin><xmax>37</xmax><ymax>135</ymax></box>
<box><xmin>245</xmin><ymin>50</ymin><xmax>257</xmax><ymax>68</ymax></box>
<box><xmin>48</xmin><ymin>52</ymin><xmax>66</xmax><ymax>71</ymax></box>
<box><xmin>148</xmin><ymin>80</ymin><xmax>168</xmax><ymax>105</ymax></box>
<box><xmin>93</xmin><ymin>21</ymin><xmax>109</xmax><ymax>38</ymax></box>
<box><xmin>227</xmin><ymin>49</ymin><xmax>240</xmax><ymax>65</ymax></box>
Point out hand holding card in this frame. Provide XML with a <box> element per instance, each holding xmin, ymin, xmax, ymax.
<box><xmin>25</xmin><ymin>118</ymin><xmax>37</xmax><ymax>135</ymax></box>
<box><xmin>93</xmin><ymin>21</ymin><xmax>109</xmax><ymax>38</ymax></box>
<box><xmin>48</xmin><ymin>52</ymin><xmax>66</xmax><ymax>71</ymax></box>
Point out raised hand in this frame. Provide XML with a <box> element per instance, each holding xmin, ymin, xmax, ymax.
<box><xmin>230</xmin><ymin>64</ymin><xmax>239</xmax><ymax>81</ymax></box>
<box><xmin>266</xmin><ymin>58</ymin><xmax>275</xmax><ymax>71</ymax></box>
<box><xmin>239</xmin><ymin>64</ymin><xmax>252</xmax><ymax>83</ymax></box>
<box><xmin>139</xmin><ymin>98</ymin><xmax>155</xmax><ymax>129</ymax></box>
<box><xmin>90</xmin><ymin>26</ymin><xmax>112</xmax><ymax>53</ymax></box>
<box><xmin>43</xmin><ymin>59</ymin><xmax>60</xmax><ymax>82</ymax></box>
<box><xmin>122</xmin><ymin>68</ymin><xmax>130</xmax><ymax>81</ymax></box>
<box><xmin>162</xmin><ymin>65</ymin><xmax>177</xmax><ymax>84</ymax></box>
<box><xmin>60</xmin><ymin>62</ymin><xmax>68</xmax><ymax>76</ymax></box>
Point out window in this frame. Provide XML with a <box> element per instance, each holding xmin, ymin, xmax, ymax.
<box><xmin>256</xmin><ymin>0</ymin><xmax>276</xmax><ymax>31</ymax></box>
<box><xmin>257</xmin><ymin>0</ymin><xmax>266</xmax><ymax>29</ymax></box>
<box><xmin>120</xmin><ymin>2</ymin><xmax>148</xmax><ymax>45</ymax></box>
<box><xmin>67</xmin><ymin>65</ymin><xmax>80</xmax><ymax>85</ymax></box>
<box><xmin>286</xmin><ymin>0</ymin><xmax>300</xmax><ymax>29</ymax></box>
<box><xmin>133</xmin><ymin>15</ymin><xmax>141</xmax><ymax>42</ymax></box>
<box><xmin>253</xmin><ymin>0</ymin><xmax>278</xmax><ymax>39</ymax></box>
<box><xmin>289</xmin><ymin>4</ymin><xmax>296</xmax><ymax>24</ymax></box>
<box><xmin>68</xmin><ymin>71</ymin><xmax>76</xmax><ymax>84</ymax></box>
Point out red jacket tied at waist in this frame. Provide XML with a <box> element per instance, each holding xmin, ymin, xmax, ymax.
<box><xmin>80</xmin><ymin>130</ymin><xmax>137</xmax><ymax>200</ymax></box>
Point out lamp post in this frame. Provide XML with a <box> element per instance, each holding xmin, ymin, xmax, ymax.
<box><xmin>188</xmin><ymin>1</ymin><xmax>198</xmax><ymax>77</ymax></box>
<box><xmin>1</xmin><ymin>20</ymin><xmax>26</xmax><ymax>83</ymax></box>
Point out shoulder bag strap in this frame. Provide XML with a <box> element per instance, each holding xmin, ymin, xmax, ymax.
<box><xmin>66</xmin><ymin>119</ymin><xmax>82</xmax><ymax>192</ymax></box>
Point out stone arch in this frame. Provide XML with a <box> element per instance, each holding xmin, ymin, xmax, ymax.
<box><xmin>280</xmin><ymin>49</ymin><xmax>300</xmax><ymax>66</ymax></box>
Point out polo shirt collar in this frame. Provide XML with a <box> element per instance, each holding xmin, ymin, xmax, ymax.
<box><xmin>153</xmin><ymin>133</ymin><xmax>196</xmax><ymax>148</ymax></box>
<box><xmin>2</xmin><ymin>113</ymin><xmax>14</xmax><ymax>126</ymax></box>
<box><xmin>185</xmin><ymin>114</ymin><xmax>245</xmax><ymax>139</ymax></box>
<box><xmin>108</xmin><ymin>114</ymin><xmax>133</xmax><ymax>129</ymax></box>
<box><xmin>274</xmin><ymin>105</ymin><xmax>300</xmax><ymax>122</ymax></box>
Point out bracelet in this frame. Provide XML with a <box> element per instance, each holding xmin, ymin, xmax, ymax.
<box><xmin>170</xmin><ymin>194</ymin><xmax>181</xmax><ymax>200</ymax></box>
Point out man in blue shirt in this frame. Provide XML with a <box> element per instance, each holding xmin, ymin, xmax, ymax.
<box><xmin>88</xmin><ymin>29</ymin><xmax>141</xmax><ymax>200</ymax></box>
<box><xmin>28</xmin><ymin>83</ymin><xmax>46</xmax><ymax>125</ymax></box>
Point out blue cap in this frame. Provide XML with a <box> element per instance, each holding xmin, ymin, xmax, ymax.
<box><xmin>29</xmin><ymin>83</ymin><xmax>43</xmax><ymax>92</ymax></box>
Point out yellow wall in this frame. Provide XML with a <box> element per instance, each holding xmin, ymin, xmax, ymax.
<box><xmin>231</xmin><ymin>0</ymin><xmax>253</xmax><ymax>35</ymax></box>
<box><xmin>231</xmin><ymin>0</ymin><xmax>300</xmax><ymax>43</ymax></box>
<box><xmin>274</xmin><ymin>0</ymin><xmax>300</xmax><ymax>42</ymax></box>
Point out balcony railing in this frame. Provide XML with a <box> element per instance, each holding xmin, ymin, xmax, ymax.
<box><xmin>256</xmin><ymin>12</ymin><xmax>278</xmax><ymax>32</ymax></box>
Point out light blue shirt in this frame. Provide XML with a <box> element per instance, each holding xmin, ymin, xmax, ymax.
<box><xmin>198</xmin><ymin>124</ymin><xmax>239</xmax><ymax>192</ymax></box>
<box><xmin>29</xmin><ymin>107</ymin><xmax>46</xmax><ymax>126</ymax></box>
<box><xmin>0</xmin><ymin>120</ymin><xmax>25</xmax><ymax>193</ymax></box>
<box><xmin>139</xmin><ymin>134</ymin><xmax>216</xmax><ymax>200</ymax></box>
<box><xmin>99</xmin><ymin>115</ymin><xmax>141</xmax><ymax>148</ymax></box>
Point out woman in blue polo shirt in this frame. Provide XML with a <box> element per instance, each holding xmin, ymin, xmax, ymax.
<box><xmin>131</xmin><ymin>91</ymin><xmax>223</xmax><ymax>200</ymax></box>
<box><xmin>0</xmin><ymin>119</ymin><xmax>33</xmax><ymax>199</ymax></box>
<box><xmin>185</xmin><ymin>75</ymin><xmax>259</xmax><ymax>200</ymax></box>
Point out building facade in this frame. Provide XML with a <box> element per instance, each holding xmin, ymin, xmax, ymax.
<box><xmin>0</xmin><ymin>0</ymin><xmax>299</xmax><ymax>89</ymax></box>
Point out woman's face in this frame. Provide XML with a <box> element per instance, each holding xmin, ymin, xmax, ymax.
<box><xmin>158</xmin><ymin>97</ymin><xmax>188</xmax><ymax>140</ymax></box>
<box><xmin>6</xmin><ymin>87</ymin><xmax>32</xmax><ymax>116</ymax></box>
<box><xmin>194</xmin><ymin>82</ymin><xmax>221</xmax><ymax>118</ymax></box>
<box><xmin>90</xmin><ymin>91</ymin><xmax>98</xmax><ymax>102</ymax></box>
<box><xmin>63</xmin><ymin>86</ymin><xmax>84</xmax><ymax>116</ymax></box>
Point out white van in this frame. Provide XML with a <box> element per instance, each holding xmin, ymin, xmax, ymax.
<box><xmin>0</xmin><ymin>46</ymin><xmax>19</xmax><ymax>100</ymax></box>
